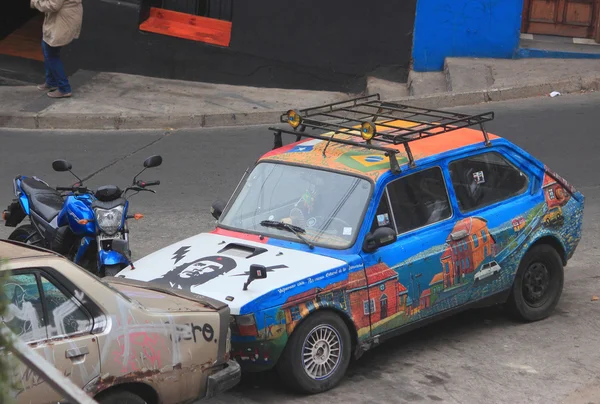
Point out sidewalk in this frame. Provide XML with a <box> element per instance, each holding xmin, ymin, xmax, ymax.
<box><xmin>1</xmin><ymin>58</ymin><xmax>600</xmax><ymax>130</ymax></box>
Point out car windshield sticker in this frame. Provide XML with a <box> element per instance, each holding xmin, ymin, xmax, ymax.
<box><xmin>473</xmin><ymin>170</ymin><xmax>485</xmax><ymax>184</ymax></box>
<box><xmin>377</xmin><ymin>213</ymin><xmax>390</xmax><ymax>227</ymax></box>
<box><xmin>343</xmin><ymin>227</ymin><xmax>352</xmax><ymax>236</ymax></box>
<box><xmin>150</xmin><ymin>253</ymin><xmax>237</xmax><ymax>291</ymax></box>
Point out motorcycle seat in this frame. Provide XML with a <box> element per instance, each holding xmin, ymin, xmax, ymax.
<box><xmin>20</xmin><ymin>177</ymin><xmax>64</xmax><ymax>222</ymax></box>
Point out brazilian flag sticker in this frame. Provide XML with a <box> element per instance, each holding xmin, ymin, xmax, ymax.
<box><xmin>336</xmin><ymin>151</ymin><xmax>407</xmax><ymax>172</ymax></box>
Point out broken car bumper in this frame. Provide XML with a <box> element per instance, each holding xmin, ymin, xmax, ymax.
<box><xmin>205</xmin><ymin>360</ymin><xmax>241</xmax><ymax>399</ymax></box>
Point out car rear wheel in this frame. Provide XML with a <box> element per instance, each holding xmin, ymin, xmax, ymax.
<box><xmin>97</xmin><ymin>391</ymin><xmax>147</xmax><ymax>404</ymax></box>
<box><xmin>276</xmin><ymin>311</ymin><xmax>351</xmax><ymax>394</ymax></box>
<box><xmin>506</xmin><ymin>244</ymin><xmax>564</xmax><ymax>322</ymax></box>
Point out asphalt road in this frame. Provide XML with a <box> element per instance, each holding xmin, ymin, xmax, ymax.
<box><xmin>1</xmin><ymin>93</ymin><xmax>599</xmax><ymax>404</ymax></box>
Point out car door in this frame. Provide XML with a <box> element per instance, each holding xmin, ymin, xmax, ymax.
<box><xmin>445</xmin><ymin>149</ymin><xmax>535</xmax><ymax>302</ymax></box>
<box><xmin>2</xmin><ymin>272</ymin><xmax>57</xmax><ymax>403</ymax></box>
<box><xmin>360</xmin><ymin>165</ymin><xmax>458</xmax><ymax>336</ymax></box>
<box><xmin>36</xmin><ymin>270</ymin><xmax>101</xmax><ymax>403</ymax></box>
<box><xmin>2</xmin><ymin>268</ymin><xmax>100</xmax><ymax>404</ymax></box>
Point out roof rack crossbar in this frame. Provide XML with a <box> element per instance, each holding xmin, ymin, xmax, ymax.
<box><xmin>270</xmin><ymin>127</ymin><xmax>395</xmax><ymax>153</ymax></box>
<box><xmin>361</xmin><ymin>101</ymin><xmax>473</xmax><ymax>120</ymax></box>
<box><xmin>295</xmin><ymin>94</ymin><xmax>381</xmax><ymax>118</ymax></box>
<box><xmin>337</xmin><ymin>107</ymin><xmax>436</xmax><ymax>129</ymax></box>
<box><xmin>305</xmin><ymin>111</ymin><xmax>421</xmax><ymax>134</ymax></box>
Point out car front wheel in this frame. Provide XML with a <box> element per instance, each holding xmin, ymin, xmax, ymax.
<box><xmin>506</xmin><ymin>244</ymin><xmax>564</xmax><ymax>322</ymax></box>
<box><xmin>276</xmin><ymin>311</ymin><xmax>351</xmax><ymax>394</ymax></box>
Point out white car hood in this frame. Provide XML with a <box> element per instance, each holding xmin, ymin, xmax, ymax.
<box><xmin>117</xmin><ymin>232</ymin><xmax>347</xmax><ymax>314</ymax></box>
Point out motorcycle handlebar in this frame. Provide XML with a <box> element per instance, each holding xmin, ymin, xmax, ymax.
<box><xmin>138</xmin><ymin>180</ymin><xmax>160</xmax><ymax>187</ymax></box>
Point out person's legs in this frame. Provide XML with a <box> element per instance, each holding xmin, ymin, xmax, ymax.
<box><xmin>40</xmin><ymin>40</ymin><xmax>58</xmax><ymax>90</ymax></box>
<box><xmin>42</xmin><ymin>40</ymin><xmax>72</xmax><ymax>95</ymax></box>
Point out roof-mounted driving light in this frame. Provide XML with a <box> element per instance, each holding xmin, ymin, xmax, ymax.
<box><xmin>361</xmin><ymin>122</ymin><xmax>376</xmax><ymax>141</ymax></box>
<box><xmin>287</xmin><ymin>109</ymin><xmax>302</xmax><ymax>129</ymax></box>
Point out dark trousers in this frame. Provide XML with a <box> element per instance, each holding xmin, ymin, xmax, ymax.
<box><xmin>42</xmin><ymin>40</ymin><xmax>72</xmax><ymax>93</ymax></box>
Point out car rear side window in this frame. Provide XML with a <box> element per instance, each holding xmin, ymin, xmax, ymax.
<box><xmin>449</xmin><ymin>152</ymin><xmax>529</xmax><ymax>212</ymax></box>
<box><xmin>386</xmin><ymin>167</ymin><xmax>452</xmax><ymax>234</ymax></box>
<box><xmin>2</xmin><ymin>274</ymin><xmax>47</xmax><ymax>343</ymax></box>
<box><xmin>40</xmin><ymin>276</ymin><xmax>93</xmax><ymax>338</ymax></box>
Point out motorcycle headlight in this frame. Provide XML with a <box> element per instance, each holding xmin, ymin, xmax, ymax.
<box><xmin>94</xmin><ymin>206</ymin><xmax>124</xmax><ymax>235</ymax></box>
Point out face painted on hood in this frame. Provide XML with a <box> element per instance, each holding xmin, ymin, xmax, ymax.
<box><xmin>150</xmin><ymin>254</ymin><xmax>237</xmax><ymax>291</ymax></box>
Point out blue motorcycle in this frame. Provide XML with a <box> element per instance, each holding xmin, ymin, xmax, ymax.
<box><xmin>2</xmin><ymin>155</ymin><xmax>162</xmax><ymax>277</ymax></box>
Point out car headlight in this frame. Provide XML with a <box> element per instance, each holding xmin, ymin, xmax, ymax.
<box><xmin>94</xmin><ymin>206</ymin><xmax>124</xmax><ymax>235</ymax></box>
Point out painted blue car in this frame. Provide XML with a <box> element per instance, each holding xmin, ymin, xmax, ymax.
<box><xmin>119</xmin><ymin>95</ymin><xmax>584</xmax><ymax>394</ymax></box>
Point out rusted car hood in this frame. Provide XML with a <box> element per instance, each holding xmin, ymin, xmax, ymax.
<box><xmin>104</xmin><ymin>277</ymin><xmax>228</xmax><ymax>312</ymax></box>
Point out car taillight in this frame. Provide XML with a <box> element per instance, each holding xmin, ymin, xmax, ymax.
<box><xmin>545</xmin><ymin>165</ymin><xmax>578</xmax><ymax>197</ymax></box>
<box><xmin>230</xmin><ymin>314</ymin><xmax>258</xmax><ymax>337</ymax></box>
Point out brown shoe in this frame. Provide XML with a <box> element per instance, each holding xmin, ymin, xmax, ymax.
<box><xmin>47</xmin><ymin>91</ymin><xmax>72</xmax><ymax>99</ymax></box>
<box><xmin>38</xmin><ymin>83</ymin><xmax>57</xmax><ymax>91</ymax></box>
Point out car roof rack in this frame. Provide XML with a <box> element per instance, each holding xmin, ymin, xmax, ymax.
<box><xmin>268</xmin><ymin>93</ymin><xmax>494</xmax><ymax>174</ymax></box>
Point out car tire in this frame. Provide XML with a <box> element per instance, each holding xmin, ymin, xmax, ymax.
<box><xmin>97</xmin><ymin>391</ymin><xmax>147</xmax><ymax>404</ymax></box>
<box><xmin>8</xmin><ymin>224</ymin><xmax>41</xmax><ymax>245</ymax></box>
<box><xmin>276</xmin><ymin>311</ymin><xmax>351</xmax><ymax>394</ymax></box>
<box><xmin>506</xmin><ymin>244</ymin><xmax>564</xmax><ymax>322</ymax></box>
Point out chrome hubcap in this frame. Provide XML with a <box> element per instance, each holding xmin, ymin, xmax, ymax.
<box><xmin>302</xmin><ymin>325</ymin><xmax>341</xmax><ymax>380</ymax></box>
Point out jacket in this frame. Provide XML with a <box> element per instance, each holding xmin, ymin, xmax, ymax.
<box><xmin>31</xmin><ymin>0</ymin><xmax>83</xmax><ymax>47</ymax></box>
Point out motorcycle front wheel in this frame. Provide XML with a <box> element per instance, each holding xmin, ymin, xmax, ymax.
<box><xmin>104</xmin><ymin>264</ymin><xmax>123</xmax><ymax>277</ymax></box>
<box><xmin>8</xmin><ymin>224</ymin><xmax>42</xmax><ymax>245</ymax></box>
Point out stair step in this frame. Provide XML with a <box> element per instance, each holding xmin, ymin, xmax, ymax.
<box><xmin>407</xmin><ymin>71</ymin><xmax>448</xmax><ymax>96</ymax></box>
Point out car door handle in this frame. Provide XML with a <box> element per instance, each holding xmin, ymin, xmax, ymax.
<box><xmin>66</xmin><ymin>346</ymin><xmax>89</xmax><ymax>358</ymax></box>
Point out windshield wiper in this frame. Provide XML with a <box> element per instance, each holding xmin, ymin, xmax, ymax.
<box><xmin>260</xmin><ymin>220</ymin><xmax>314</xmax><ymax>249</ymax></box>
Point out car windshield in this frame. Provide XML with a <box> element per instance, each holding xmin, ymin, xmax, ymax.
<box><xmin>219</xmin><ymin>162</ymin><xmax>372</xmax><ymax>249</ymax></box>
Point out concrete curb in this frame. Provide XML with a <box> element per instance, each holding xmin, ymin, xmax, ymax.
<box><xmin>1</xmin><ymin>76</ymin><xmax>599</xmax><ymax>131</ymax></box>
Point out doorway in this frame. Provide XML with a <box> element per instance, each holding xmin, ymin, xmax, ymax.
<box><xmin>380</xmin><ymin>294</ymin><xmax>388</xmax><ymax>321</ymax></box>
<box><xmin>522</xmin><ymin>0</ymin><xmax>600</xmax><ymax>42</ymax></box>
<box><xmin>0</xmin><ymin>5</ymin><xmax>43</xmax><ymax>62</ymax></box>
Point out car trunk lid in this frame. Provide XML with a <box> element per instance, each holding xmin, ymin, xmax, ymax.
<box><xmin>104</xmin><ymin>277</ymin><xmax>228</xmax><ymax>313</ymax></box>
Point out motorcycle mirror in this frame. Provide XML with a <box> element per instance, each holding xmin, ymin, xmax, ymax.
<box><xmin>52</xmin><ymin>159</ymin><xmax>72</xmax><ymax>172</ymax></box>
<box><xmin>143</xmin><ymin>155</ymin><xmax>162</xmax><ymax>168</ymax></box>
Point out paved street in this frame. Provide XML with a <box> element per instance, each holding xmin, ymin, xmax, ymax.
<box><xmin>1</xmin><ymin>93</ymin><xmax>599</xmax><ymax>404</ymax></box>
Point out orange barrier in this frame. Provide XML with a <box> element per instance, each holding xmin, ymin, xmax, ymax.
<box><xmin>0</xmin><ymin>15</ymin><xmax>44</xmax><ymax>61</ymax></box>
<box><xmin>139</xmin><ymin>7</ymin><xmax>232</xmax><ymax>47</ymax></box>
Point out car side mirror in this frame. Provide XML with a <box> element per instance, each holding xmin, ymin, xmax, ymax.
<box><xmin>143</xmin><ymin>155</ymin><xmax>162</xmax><ymax>168</ymax></box>
<box><xmin>52</xmin><ymin>159</ymin><xmax>72</xmax><ymax>172</ymax></box>
<box><xmin>363</xmin><ymin>226</ymin><xmax>397</xmax><ymax>253</ymax></box>
<box><xmin>243</xmin><ymin>264</ymin><xmax>267</xmax><ymax>291</ymax></box>
<box><xmin>211</xmin><ymin>199</ymin><xmax>226</xmax><ymax>220</ymax></box>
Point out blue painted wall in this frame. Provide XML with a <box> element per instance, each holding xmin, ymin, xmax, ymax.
<box><xmin>412</xmin><ymin>0</ymin><xmax>524</xmax><ymax>71</ymax></box>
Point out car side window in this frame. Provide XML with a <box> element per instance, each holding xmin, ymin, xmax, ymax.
<box><xmin>40</xmin><ymin>275</ymin><xmax>92</xmax><ymax>338</ymax></box>
<box><xmin>1</xmin><ymin>274</ymin><xmax>47</xmax><ymax>343</ymax></box>
<box><xmin>370</xmin><ymin>191</ymin><xmax>395</xmax><ymax>233</ymax></box>
<box><xmin>386</xmin><ymin>167</ymin><xmax>452</xmax><ymax>234</ymax></box>
<box><xmin>449</xmin><ymin>152</ymin><xmax>529</xmax><ymax>212</ymax></box>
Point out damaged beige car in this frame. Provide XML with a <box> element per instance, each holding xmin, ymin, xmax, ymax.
<box><xmin>1</xmin><ymin>240</ymin><xmax>240</xmax><ymax>404</ymax></box>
